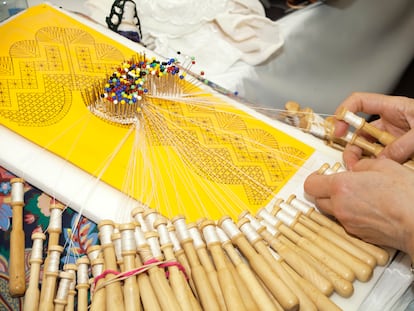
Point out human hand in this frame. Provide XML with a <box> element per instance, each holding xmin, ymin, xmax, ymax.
<box><xmin>304</xmin><ymin>158</ymin><xmax>414</xmax><ymax>259</ymax></box>
<box><xmin>333</xmin><ymin>92</ymin><xmax>414</xmax><ymax>169</ymax></box>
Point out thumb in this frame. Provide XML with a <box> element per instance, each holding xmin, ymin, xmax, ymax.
<box><xmin>380</xmin><ymin>129</ymin><xmax>414</xmax><ymax>163</ymax></box>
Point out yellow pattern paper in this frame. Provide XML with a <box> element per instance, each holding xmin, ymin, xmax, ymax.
<box><xmin>0</xmin><ymin>4</ymin><xmax>314</xmax><ymax>221</ymax></box>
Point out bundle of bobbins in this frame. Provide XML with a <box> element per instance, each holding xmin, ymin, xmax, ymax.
<box><xmin>281</xmin><ymin>101</ymin><xmax>414</xmax><ymax>171</ymax></box>
<box><xmin>9</xmin><ymin>167</ymin><xmax>393</xmax><ymax>311</ymax></box>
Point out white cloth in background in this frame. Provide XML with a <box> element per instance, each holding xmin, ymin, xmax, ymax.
<box><xmin>84</xmin><ymin>0</ymin><xmax>283</xmax><ymax>75</ymax></box>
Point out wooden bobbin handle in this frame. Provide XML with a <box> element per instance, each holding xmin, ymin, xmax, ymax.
<box><xmin>9</xmin><ymin>177</ymin><xmax>26</xmax><ymax>297</ymax></box>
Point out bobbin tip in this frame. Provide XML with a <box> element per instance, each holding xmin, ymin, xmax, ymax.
<box><xmin>336</xmin><ymin>107</ymin><xmax>347</xmax><ymax>121</ymax></box>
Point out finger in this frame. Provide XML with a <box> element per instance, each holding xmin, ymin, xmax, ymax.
<box><xmin>380</xmin><ymin>129</ymin><xmax>414</xmax><ymax>163</ymax></box>
<box><xmin>314</xmin><ymin>197</ymin><xmax>335</xmax><ymax>216</ymax></box>
<box><xmin>303</xmin><ymin>173</ymin><xmax>334</xmax><ymax>199</ymax></box>
<box><xmin>342</xmin><ymin>144</ymin><xmax>363</xmax><ymax>170</ymax></box>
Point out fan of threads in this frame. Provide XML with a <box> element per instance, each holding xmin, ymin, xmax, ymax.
<box><xmin>83</xmin><ymin>54</ymin><xmax>188</xmax><ymax>125</ymax></box>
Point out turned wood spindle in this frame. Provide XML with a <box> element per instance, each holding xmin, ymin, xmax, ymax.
<box><xmin>38</xmin><ymin>245</ymin><xmax>64</xmax><ymax>311</ymax></box>
<box><xmin>200</xmin><ymin>220</ymin><xmax>249</xmax><ymax>311</ymax></box>
<box><xmin>9</xmin><ymin>177</ymin><xmax>26</xmax><ymax>297</ymax></box>
<box><xmin>119</xmin><ymin>223</ymin><xmax>142</xmax><ymax>311</ymax></box>
<box><xmin>54</xmin><ymin>271</ymin><xmax>74</xmax><ymax>311</ymax></box>
<box><xmin>24</xmin><ymin>232</ymin><xmax>46</xmax><ymax>311</ymax></box>
<box><xmin>187</xmin><ymin>222</ymin><xmax>227</xmax><ymax>311</ymax></box>
<box><xmin>237</xmin><ymin>217</ymin><xmax>320</xmax><ymax>311</ymax></box>
<box><xmin>288</xmin><ymin>193</ymin><xmax>390</xmax><ymax>265</ymax></box>
<box><xmin>154</xmin><ymin>218</ymin><xmax>201</xmax><ymax>311</ymax></box>
<box><xmin>172</xmin><ymin>216</ymin><xmax>221</xmax><ymax>311</ymax></box>
<box><xmin>134</xmin><ymin>222</ymin><xmax>182</xmax><ymax>311</ymax></box>
<box><xmin>219</xmin><ymin>216</ymin><xmax>299</xmax><ymax>311</ymax></box>
<box><xmin>62</xmin><ymin>264</ymin><xmax>77</xmax><ymax>311</ymax></box>
<box><xmin>274</xmin><ymin>198</ymin><xmax>377</xmax><ymax>268</ymax></box>
<box><xmin>89</xmin><ymin>258</ymin><xmax>106</xmax><ymax>311</ymax></box>
<box><xmin>98</xmin><ymin>220</ymin><xmax>125</xmax><ymax>311</ymax></box>
<box><xmin>76</xmin><ymin>257</ymin><xmax>90</xmax><ymax>311</ymax></box>
<box><xmin>215</xmin><ymin>226</ymin><xmax>281</xmax><ymax>311</ymax></box>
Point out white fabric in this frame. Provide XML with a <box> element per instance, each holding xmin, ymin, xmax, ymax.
<box><xmin>236</xmin><ymin>0</ymin><xmax>414</xmax><ymax>115</ymax></box>
<box><xmin>83</xmin><ymin>0</ymin><xmax>283</xmax><ymax>74</ymax></box>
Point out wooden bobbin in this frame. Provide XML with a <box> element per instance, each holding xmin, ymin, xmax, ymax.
<box><xmin>134</xmin><ymin>222</ymin><xmax>182</xmax><ymax>311</ymax></box>
<box><xmin>142</xmin><ymin>208</ymin><xmax>159</xmax><ymax>231</ymax></box>
<box><xmin>40</xmin><ymin>203</ymin><xmax>64</xmax><ymax>298</ymax></box>
<box><xmin>239</xmin><ymin>213</ymin><xmax>333</xmax><ymax>297</ymax></box>
<box><xmin>275</xmin><ymin>198</ymin><xmax>377</xmax><ymax>268</ymax></box>
<box><xmin>98</xmin><ymin>220</ymin><xmax>125</xmax><ymax>311</ymax></box>
<box><xmin>76</xmin><ymin>257</ymin><xmax>90</xmax><ymax>311</ymax></box>
<box><xmin>89</xmin><ymin>258</ymin><xmax>106</xmax><ymax>311</ymax></box>
<box><xmin>54</xmin><ymin>271</ymin><xmax>74</xmax><ymax>311</ymax></box>
<box><xmin>86</xmin><ymin>245</ymin><xmax>103</xmax><ymax>261</ymax></box>
<box><xmin>23</xmin><ymin>232</ymin><xmax>46</xmax><ymax>311</ymax></box>
<box><xmin>288</xmin><ymin>194</ymin><xmax>390</xmax><ymax>265</ymax></box>
<box><xmin>119</xmin><ymin>223</ymin><xmax>142</xmax><ymax>311</ymax></box>
<box><xmin>187</xmin><ymin>222</ymin><xmax>227</xmax><ymax>311</ymax></box>
<box><xmin>167</xmin><ymin>224</ymin><xmax>198</xmax><ymax>298</ymax></box>
<box><xmin>111</xmin><ymin>230</ymin><xmax>124</xmax><ymax>271</ymax></box>
<box><xmin>153</xmin><ymin>218</ymin><xmax>201</xmax><ymax>311</ymax></box>
<box><xmin>237</xmin><ymin>216</ymin><xmax>320</xmax><ymax>311</ymax></box>
<box><xmin>343</xmin><ymin>131</ymin><xmax>384</xmax><ymax>156</ymax></box>
<box><xmin>199</xmin><ymin>220</ymin><xmax>248</xmax><ymax>311</ymax></box>
<box><xmin>131</xmin><ymin>205</ymin><xmax>150</xmax><ymax>232</ymax></box>
<box><xmin>257</xmin><ymin>208</ymin><xmax>356</xmax><ymax>282</ymax></box>
<box><xmin>38</xmin><ymin>244</ymin><xmax>64</xmax><ymax>311</ymax></box>
<box><xmin>9</xmin><ymin>177</ymin><xmax>26</xmax><ymax>297</ymax></box>
<box><xmin>131</xmin><ymin>224</ymin><xmax>162</xmax><ymax>311</ymax></box>
<box><xmin>337</xmin><ymin>108</ymin><xmax>396</xmax><ymax>146</ymax></box>
<box><xmin>62</xmin><ymin>263</ymin><xmax>77</xmax><ymax>311</ymax></box>
<box><xmin>172</xmin><ymin>215</ymin><xmax>221</xmax><ymax>311</ymax></box>
<box><xmin>219</xmin><ymin>216</ymin><xmax>299</xmax><ymax>311</ymax></box>
<box><xmin>270</xmin><ymin>207</ymin><xmax>373</xmax><ymax>282</ymax></box>
<box><xmin>215</xmin><ymin>226</ymin><xmax>281</xmax><ymax>311</ymax></box>
<box><xmin>246</xmin><ymin>212</ymin><xmax>354</xmax><ymax>298</ymax></box>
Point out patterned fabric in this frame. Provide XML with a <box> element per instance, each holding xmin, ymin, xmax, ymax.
<box><xmin>0</xmin><ymin>166</ymin><xmax>98</xmax><ymax>310</ymax></box>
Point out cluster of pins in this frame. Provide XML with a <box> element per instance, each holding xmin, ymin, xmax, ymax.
<box><xmin>281</xmin><ymin>102</ymin><xmax>414</xmax><ymax>170</ymax></box>
<box><xmin>82</xmin><ymin>53</ymin><xmax>202</xmax><ymax>125</ymax></box>
<box><xmin>13</xmin><ymin>174</ymin><xmax>392</xmax><ymax>311</ymax></box>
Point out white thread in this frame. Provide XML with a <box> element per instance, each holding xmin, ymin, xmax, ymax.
<box><xmin>156</xmin><ymin>222</ymin><xmax>171</xmax><ymax>246</ymax></box>
<box><xmin>132</xmin><ymin>209</ymin><xmax>150</xmax><ymax>232</ymax></box>
<box><xmin>55</xmin><ymin>271</ymin><xmax>73</xmax><ymax>300</ymax></box>
<box><xmin>11</xmin><ymin>179</ymin><xmax>24</xmax><ymax>203</ymax></box>
<box><xmin>30</xmin><ymin>233</ymin><xmax>45</xmax><ymax>260</ymax></box>
<box><xmin>257</xmin><ymin>208</ymin><xmax>278</xmax><ymax>227</ymax></box>
<box><xmin>220</xmin><ymin>218</ymin><xmax>240</xmax><ymax>239</ymax></box>
<box><xmin>239</xmin><ymin>221</ymin><xmax>260</xmax><ymax>243</ymax></box>
<box><xmin>173</xmin><ymin>217</ymin><xmax>191</xmax><ymax>241</ymax></box>
<box><xmin>343</xmin><ymin>131</ymin><xmax>356</xmax><ymax>144</ymax></box>
<box><xmin>144</xmin><ymin>210</ymin><xmax>158</xmax><ymax>231</ymax></box>
<box><xmin>188</xmin><ymin>226</ymin><xmax>205</xmax><ymax>248</ymax></box>
<box><xmin>134</xmin><ymin>226</ymin><xmax>147</xmax><ymax>247</ymax></box>
<box><xmin>289</xmin><ymin>196</ymin><xmax>312</xmax><ymax>214</ymax></box>
<box><xmin>260</xmin><ymin>220</ymin><xmax>279</xmax><ymax>236</ymax></box>
<box><xmin>112</xmin><ymin>232</ymin><xmax>123</xmax><ymax>261</ymax></box>
<box><xmin>77</xmin><ymin>259</ymin><xmax>89</xmax><ymax>284</ymax></box>
<box><xmin>146</xmin><ymin>233</ymin><xmax>162</xmax><ymax>259</ymax></box>
<box><xmin>121</xmin><ymin>228</ymin><xmax>136</xmax><ymax>252</ymax></box>
<box><xmin>243</xmin><ymin>213</ymin><xmax>262</xmax><ymax>231</ymax></box>
<box><xmin>168</xmin><ymin>228</ymin><xmax>183</xmax><ymax>252</ymax></box>
<box><xmin>274</xmin><ymin>210</ymin><xmax>295</xmax><ymax>227</ymax></box>
<box><xmin>47</xmin><ymin>247</ymin><xmax>63</xmax><ymax>273</ymax></box>
<box><xmin>91</xmin><ymin>259</ymin><xmax>104</xmax><ymax>278</ymax></box>
<box><xmin>202</xmin><ymin>224</ymin><xmax>219</xmax><ymax>245</ymax></box>
<box><xmin>279</xmin><ymin>201</ymin><xmax>299</xmax><ymax>218</ymax></box>
<box><xmin>216</xmin><ymin>227</ymin><xmax>231</xmax><ymax>243</ymax></box>
<box><xmin>344</xmin><ymin>111</ymin><xmax>364</xmax><ymax>129</ymax></box>
<box><xmin>99</xmin><ymin>223</ymin><xmax>114</xmax><ymax>245</ymax></box>
<box><xmin>49</xmin><ymin>206</ymin><xmax>62</xmax><ymax>230</ymax></box>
